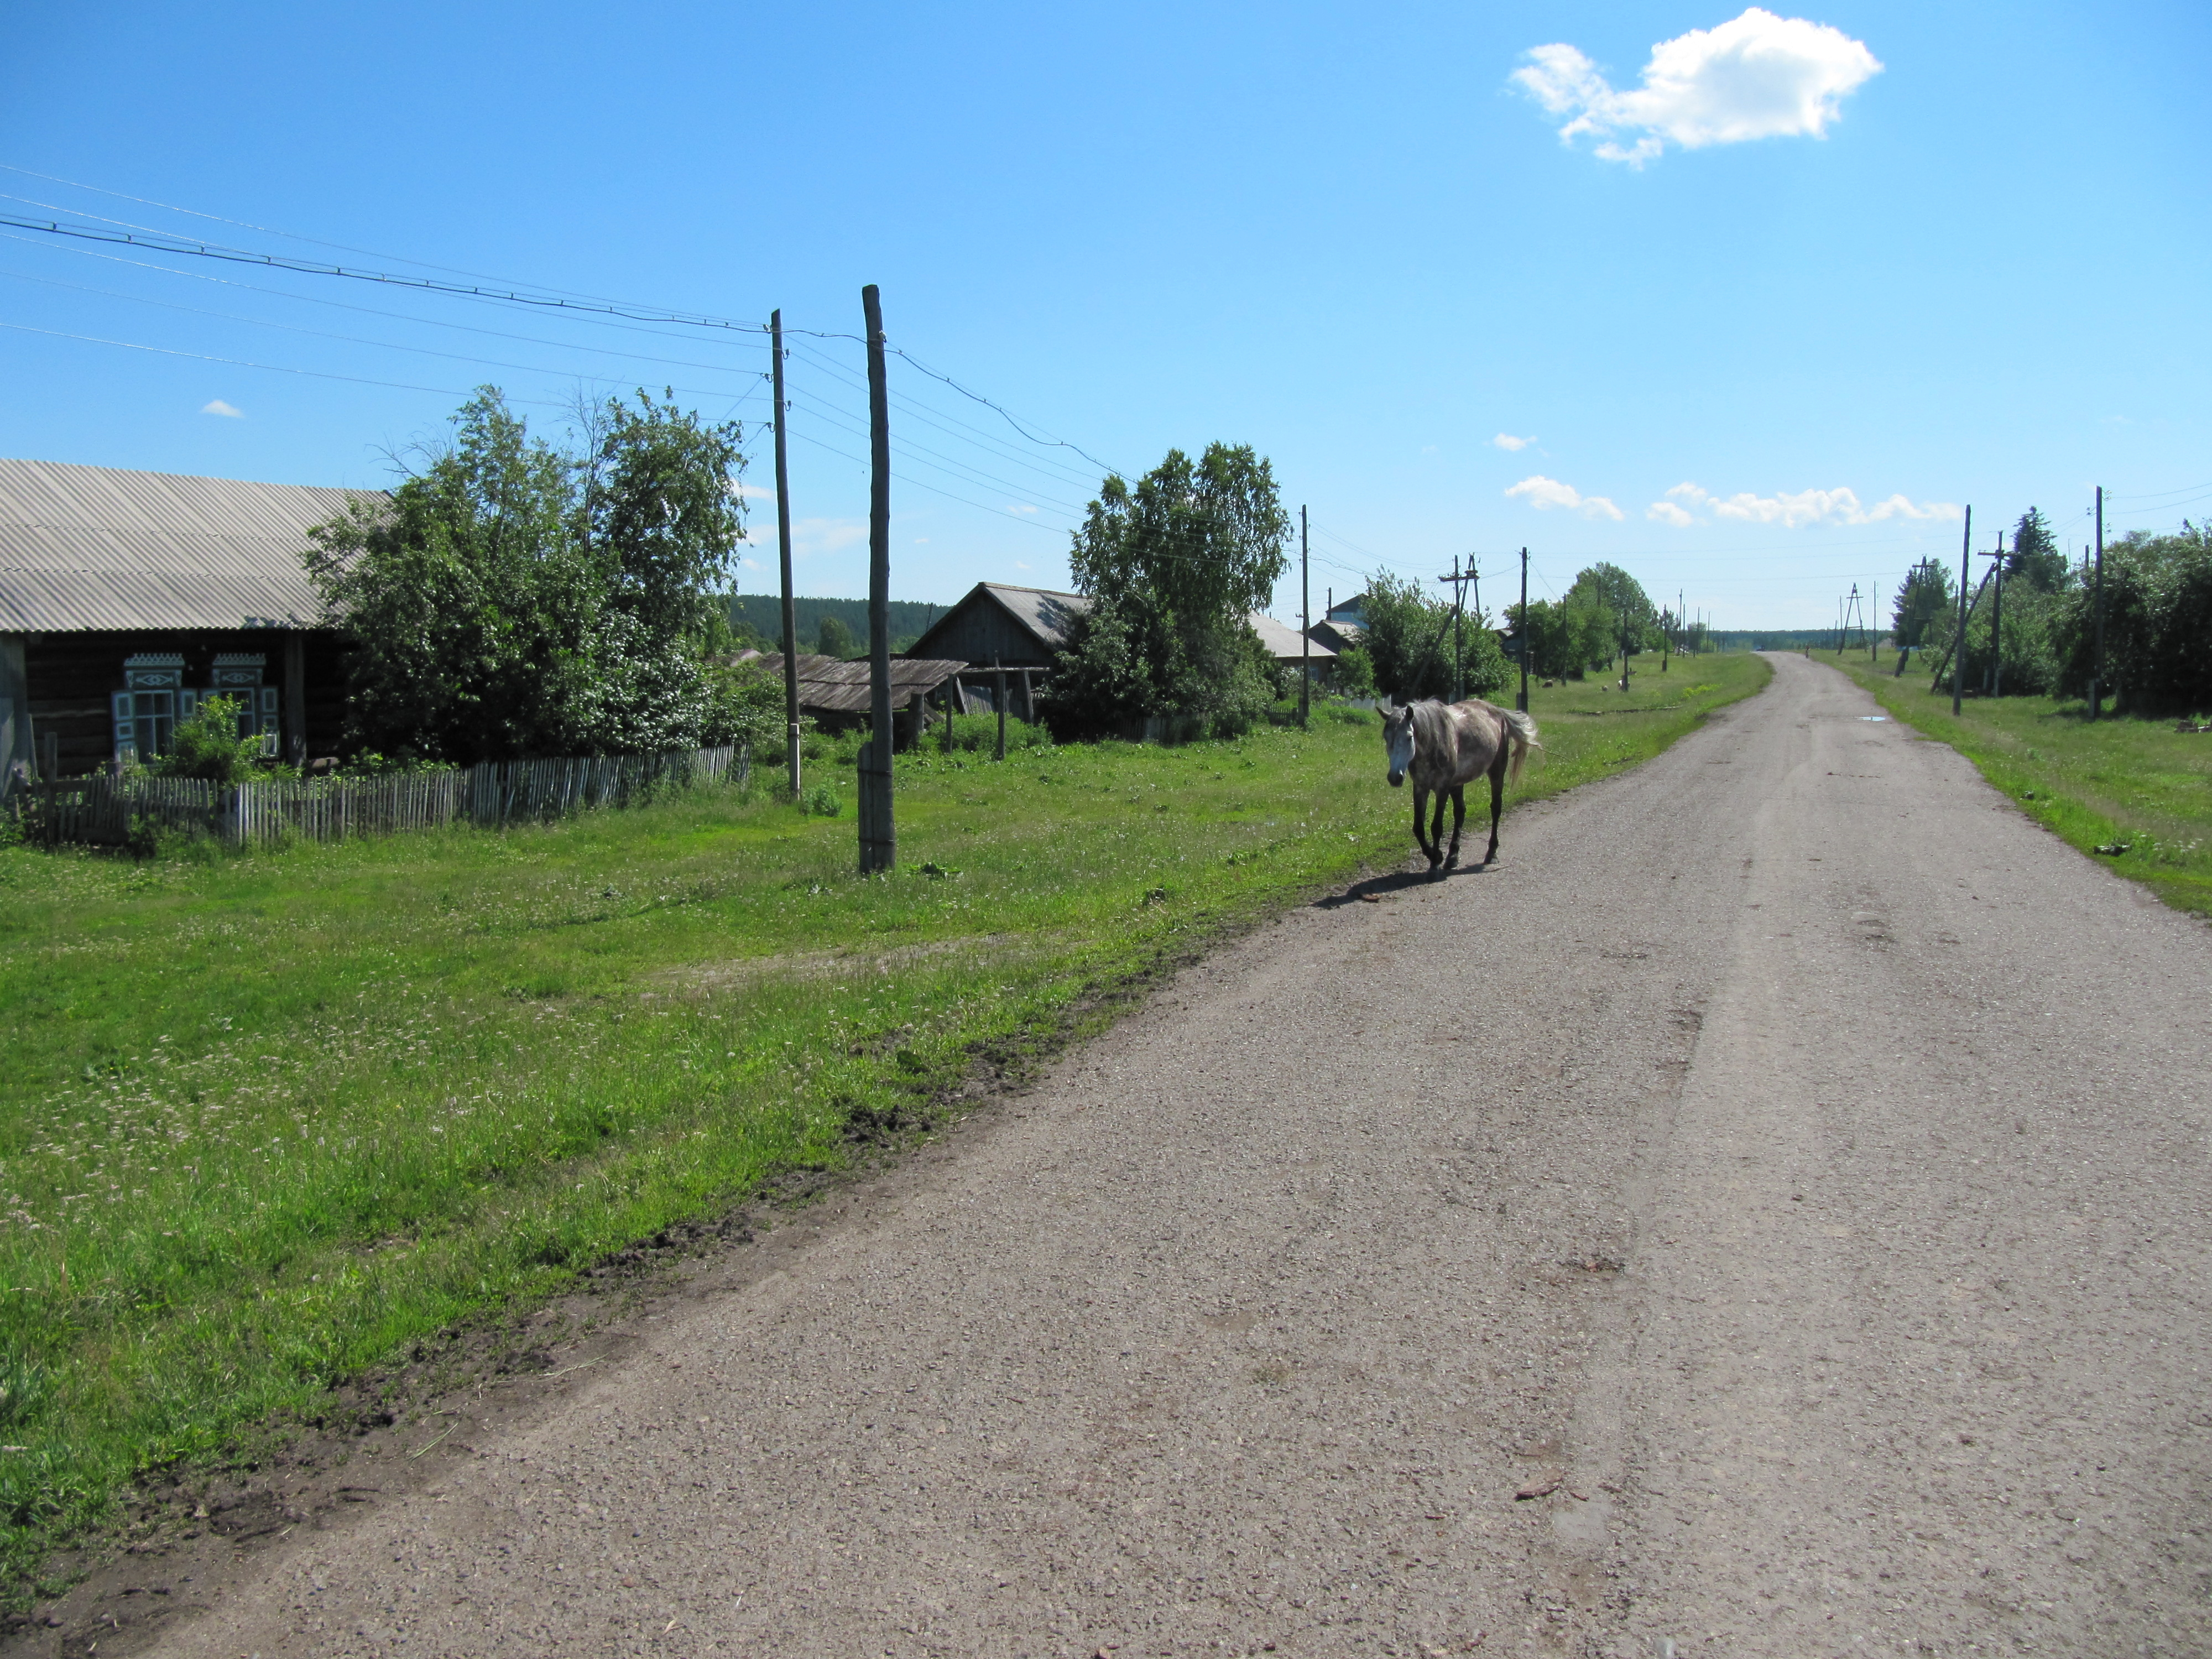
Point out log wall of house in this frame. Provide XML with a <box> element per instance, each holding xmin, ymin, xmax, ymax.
<box><xmin>910</xmin><ymin>597</ymin><xmax>1056</xmax><ymax>670</ymax></box>
<box><xmin>22</xmin><ymin>629</ymin><xmax>351</xmax><ymax>775</ymax></box>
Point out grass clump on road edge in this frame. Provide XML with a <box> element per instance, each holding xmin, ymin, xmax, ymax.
<box><xmin>0</xmin><ymin>652</ymin><xmax>1767</xmax><ymax>1593</ymax></box>
<box><xmin>1808</xmin><ymin>648</ymin><xmax>2212</xmax><ymax>917</ymax></box>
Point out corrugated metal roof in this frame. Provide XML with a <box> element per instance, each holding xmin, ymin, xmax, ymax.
<box><xmin>911</xmin><ymin>582</ymin><xmax>1337</xmax><ymax>667</ymax></box>
<box><xmin>748</xmin><ymin>653</ymin><xmax>970</xmax><ymax>716</ymax></box>
<box><xmin>1248</xmin><ymin>611</ymin><xmax>1335</xmax><ymax>663</ymax></box>
<box><xmin>977</xmin><ymin>583</ymin><xmax>1091</xmax><ymax>650</ymax></box>
<box><xmin>0</xmin><ymin>458</ymin><xmax>382</xmax><ymax>632</ymax></box>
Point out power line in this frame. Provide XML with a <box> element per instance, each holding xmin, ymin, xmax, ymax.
<box><xmin>0</xmin><ymin>228</ymin><xmax>780</xmax><ymax>359</ymax></box>
<box><xmin>0</xmin><ymin>163</ymin><xmax>731</xmax><ymax>303</ymax></box>
<box><xmin>0</xmin><ymin>319</ymin><xmax>579</xmax><ymax>407</ymax></box>
<box><xmin>0</xmin><ymin>265</ymin><xmax>769</xmax><ymax>401</ymax></box>
<box><xmin>0</xmin><ymin>210</ymin><xmax>801</xmax><ymax>338</ymax></box>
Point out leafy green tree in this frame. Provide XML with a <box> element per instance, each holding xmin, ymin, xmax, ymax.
<box><xmin>1042</xmin><ymin>444</ymin><xmax>1291</xmax><ymax>738</ymax></box>
<box><xmin>2050</xmin><ymin>523</ymin><xmax>2212</xmax><ymax>711</ymax></box>
<box><xmin>306</xmin><ymin>387</ymin><xmax>747</xmax><ymax>762</ymax></box>
<box><xmin>1359</xmin><ymin>571</ymin><xmax>1509</xmax><ymax>701</ymax></box>
<box><xmin>2006</xmin><ymin>507</ymin><xmax>2069</xmax><ymax>593</ymax></box>
<box><xmin>152</xmin><ymin>694</ymin><xmax>266</xmax><ymax>784</ymax></box>
<box><xmin>1891</xmin><ymin>557</ymin><xmax>1954</xmax><ymax>651</ymax></box>
<box><xmin>1331</xmin><ymin>642</ymin><xmax>1376</xmax><ymax>697</ymax></box>
<box><xmin>815</xmin><ymin>613</ymin><xmax>854</xmax><ymax>658</ymax></box>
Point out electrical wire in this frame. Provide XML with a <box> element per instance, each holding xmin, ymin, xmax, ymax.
<box><xmin>0</xmin><ymin>265</ymin><xmax>769</xmax><ymax>402</ymax></box>
<box><xmin>0</xmin><ymin>319</ymin><xmax>576</xmax><ymax>406</ymax></box>
<box><xmin>0</xmin><ymin>210</ymin><xmax>799</xmax><ymax>337</ymax></box>
<box><xmin>0</xmin><ymin>234</ymin><xmax>774</xmax><ymax>371</ymax></box>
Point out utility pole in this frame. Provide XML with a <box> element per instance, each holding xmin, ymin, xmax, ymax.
<box><xmin>1299</xmin><ymin>505</ymin><xmax>1311</xmax><ymax>729</ymax></box>
<box><xmin>1516</xmin><ymin>547</ymin><xmax>1530</xmax><ymax>712</ymax></box>
<box><xmin>858</xmin><ymin>284</ymin><xmax>895</xmax><ymax>874</ymax></box>
<box><xmin>770</xmin><ymin>310</ymin><xmax>801</xmax><ymax>800</ymax></box>
<box><xmin>2089</xmin><ymin>486</ymin><xmax>2106</xmax><ymax>721</ymax></box>
<box><xmin>1436</xmin><ymin>555</ymin><xmax>1475</xmax><ymax>701</ymax></box>
<box><xmin>1983</xmin><ymin>535</ymin><xmax>2006</xmax><ymax>696</ymax></box>
<box><xmin>1952</xmin><ymin>507</ymin><xmax>1973</xmax><ymax>716</ymax></box>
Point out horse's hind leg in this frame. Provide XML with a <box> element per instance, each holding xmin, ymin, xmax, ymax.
<box><xmin>1444</xmin><ymin>785</ymin><xmax>1466</xmax><ymax>868</ymax></box>
<box><xmin>1484</xmin><ymin>756</ymin><xmax>1505</xmax><ymax>863</ymax></box>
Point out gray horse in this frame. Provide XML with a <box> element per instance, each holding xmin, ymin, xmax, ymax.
<box><xmin>1381</xmin><ymin>698</ymin><xmax>1542</xmax><ymax>873</ymax></box>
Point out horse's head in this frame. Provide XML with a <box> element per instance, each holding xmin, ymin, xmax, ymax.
<box><xmin>1381</xmin><ymin>702</ymin><xmax>1415</xmax><ymax>787</ymax></box>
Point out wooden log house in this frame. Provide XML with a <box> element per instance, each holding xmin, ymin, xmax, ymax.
<box><xmin>0</xmin><ymin>458</ymin><xmax>369</xmax><ymax>790</ymax></box>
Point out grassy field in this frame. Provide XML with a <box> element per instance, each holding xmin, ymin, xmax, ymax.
<box><xmin>1808</xmin><ymin>648</ymin><xmax>2212</xmax><ymax>916</ymax></box>
<box><xmin>0</xmin><ymin>651</ymin><xmax>1767</xmax><ymax>1586</ymax></box>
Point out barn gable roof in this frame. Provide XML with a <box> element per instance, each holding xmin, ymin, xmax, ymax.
<box><xmin>908</xmin><ymin>581</ymin><xmax>1333</xmax><ymax>666</ymax></box>
<box><xmin>0</xmin><ymin>458</ymin><xmax>380</xmax><ymax>633</ymax></box>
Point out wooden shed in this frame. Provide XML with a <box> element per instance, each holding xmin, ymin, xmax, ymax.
<box><xmin>905</xmin><ymin>582</ymin><xmax>1333</xmax><ymax>698</ymax></box>
<box><xmin>0</xmin><ymin>459</ymin><xmax>366</xmax><ymax>790</ymax></box>
<box><xmin>743</xmin><ymin>651</ymin><xmax>968</xmax><ymax>737</ymax></box>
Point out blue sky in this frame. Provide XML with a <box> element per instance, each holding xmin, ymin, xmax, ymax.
<box><xmin>2</xmin><ymin>1</ymin><xmax>2206</xmax><ymax>627</ymax></box>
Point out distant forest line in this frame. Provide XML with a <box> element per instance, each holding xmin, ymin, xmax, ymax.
<box><xmin>721</xmin><ymin>593</ymin><xmax>951</xmax><ymax>657</ymax></box>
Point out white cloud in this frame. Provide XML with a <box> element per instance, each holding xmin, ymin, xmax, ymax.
<box><xmin>1506</xmin><ymin>474</ymin><xmax>1624</xmax><ymax>521</ymax></box>
<box><xmin>739</xmin><ymin>556</ymin><xmax>763</xmax><ymax>571</ymax></box>
<box><xmin>730</xmin><ymin>481</ymin><xmax>775</xmax><ymax>499</ymax></box>
<box><xmin>792</xmin><ymin>517</ymin><xmax>867</xmax><ymax>558</ymax></box>
<box><xmin>1491</xmin><ymin>433</ymin><xmax>1535</xmax><ymax>452</ymax></box>
<box><xmin>200</xmin><ymin>399</ymin><xmax>244</xmax><ymax>418</ymax></box>
<box><xmin>1008</xmin><ymin>503</ymin><xmax>1039</xmax><ymax>515</ymax></box>
<box><xmin>1652</xmin><ymin>481</ymin><xmax>1961</xmax><ymax>526</ymax></box>
<box><xmin>1013</xmin><ymin>560</ymin><xmax>1032</xmax><ymax>571</ymax></box>
<box><xmin>913</xmin><ymin>536</ymin><xmax>930</xmax><ymax>544</ymax></box>
<box><xmin>1514</xmin><ymin>8</ymin><xmax>1882</xmax><ymax>167</ymax></box>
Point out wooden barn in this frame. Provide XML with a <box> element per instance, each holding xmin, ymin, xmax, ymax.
<box><xmin>906</xmin><ymin>582</ymin><xmax>1334</xmax><ymax>708</ymax></box>
<box><xmin>739</xmin><ymin>651</ymin><xmax>968</xmax><ymax>742</ymax></box>
<box><xmin>0</xmin><ymin>459</ymin><xmax>367</xmax><ymax>789</ymax></box>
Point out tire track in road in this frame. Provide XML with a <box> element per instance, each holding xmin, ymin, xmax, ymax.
<box><xmin>130</xmin><ymin>655</ymin><xmax>2210</xmax><ymax>1659</ymax></box>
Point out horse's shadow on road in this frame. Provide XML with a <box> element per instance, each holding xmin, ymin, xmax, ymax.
<box><xmin>1313</xmin><ymin>860</ymin><xmax>1497</xmax><ymax>909</ymax></box>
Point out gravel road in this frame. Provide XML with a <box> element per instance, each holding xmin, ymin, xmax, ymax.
<box><xmin>134</xmin><ymin>654</ymin><xmax>2212</xmax><ymax>1658</ymax></box>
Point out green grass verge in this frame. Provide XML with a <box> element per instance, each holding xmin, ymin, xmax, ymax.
<box><xmin>0</xmin><ymin>651</ymin><xmax>1767</xmax><ymax>1589</ymax></box>
<box><xmin>1807</xmin><ymin>648</ymin><xmax>2212</xmax><ymax>916</ymax></box>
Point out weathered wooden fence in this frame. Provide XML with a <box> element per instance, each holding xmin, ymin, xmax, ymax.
<box><xmin>17</xmin><ymin>745</ymin><xmax>749</xmax><ymax>849</ymax></box>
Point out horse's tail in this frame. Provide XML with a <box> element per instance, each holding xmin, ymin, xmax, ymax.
<box><xmin>1500</xmin><ymin>707</ymin><xmax>1542</xmax><ymax>783</ymax></box>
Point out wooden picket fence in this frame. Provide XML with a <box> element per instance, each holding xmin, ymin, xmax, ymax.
<box><xmin>16</xmin><ymin>745</ymin><xmax>749</xmax><ymax>849</ymax></box>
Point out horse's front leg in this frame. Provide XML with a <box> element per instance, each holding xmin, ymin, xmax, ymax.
<box><xmin>1426</xmin><ymin>790</ymin><xmax>1448</xmax><ymax>873</ymax></box>
<box><xmin>1484</xmin><ymin>757</ymin><xmax>1505</xmax><ymax>864</ymax></box>
<box><xmin>1444</xmin><ymin>785</ymin><xmax>1466</xmax><ymax>869</ymax></box>
<box><xmin>1411</xmin><ymin>786</ymin><xmax>1437</xmax><ymax>866</ymax></box>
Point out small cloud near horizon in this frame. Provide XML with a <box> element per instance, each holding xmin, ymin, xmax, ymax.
<box><xmin>1514</xmin><ymin>8</ymin><xmax>1882</xmax><ymax>168</ymax></box>
<box><xmin>1492</xmin><ymin>434</ymin><xmax>1534</xmax><ymax>452</ymax></box>
<box><xmin>201</xmin><ymin>399</ymin><xmax>244</xmax><ymax>419</ymax></box>
<box><xmin>1506</xmin><ymin>474</ymin><xmax>1623</xmax><ymax>520</ymax></box>
<box><xmin>1650</xmin><ymin>481</ymin><xmax>1961</xmax><ymax>527</ymax></box>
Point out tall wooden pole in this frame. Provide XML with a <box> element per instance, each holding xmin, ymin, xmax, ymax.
<box><xmin>1952</xmin><ymin>507</ymin><xmax>1972</xmax><ymax>716</ymax></box>
<box><xmin>858</xmin><ymin>285</ymin><xmax>895</xmax><ymax>874</ymax></box>
<box><xmin>2090</xmin><ymin>486</ymin><xmax>2106</xmax><ymax>721</ymax></box>
<box><xmin>1989</xmin><ymin>536</ymin><xmax>2006</xmax><ymax>698</ymax></box>
<box><xmin>770</xmin><ymin>310</ymin><xmax>801</xmax><ymax>799</ymax></box>
<box><xmin>1517</xmin><ymin>549</ymin><xmax>1530</xmax><ymax>712</ymax></box>
<box><xmin>1298</xmin><ymin>505</ymin><xmax>1310</xmax><ymax>729</ymax></box>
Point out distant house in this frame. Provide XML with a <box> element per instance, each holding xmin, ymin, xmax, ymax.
<box><xmin>1326</xmin><ymin>592</ymin><xmax>1367</xmax><ymax>626</ymax></box>
<box><xmin>1306</xmin><ymin>617</ymin><xmax>1364</xmax><ymax>655</ymax></box>
<box><xmin>904</xmin><ymin>583</ymin><xmax>1087</xmax><ymax>671</ymax></box>
<box><xmin>906</xmin><ymin>582</ymin><xmax>1335</xmax><ymax>693</ymax></box>
<box><xmin>735</xmin><ymin>650</ymin><xmax>968</xmax><ymax>734</ymax></box>
<box><xmin>0</xmin><ymin>459</ymin><xmax>364</xmax><ymax>787</ymax></box>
